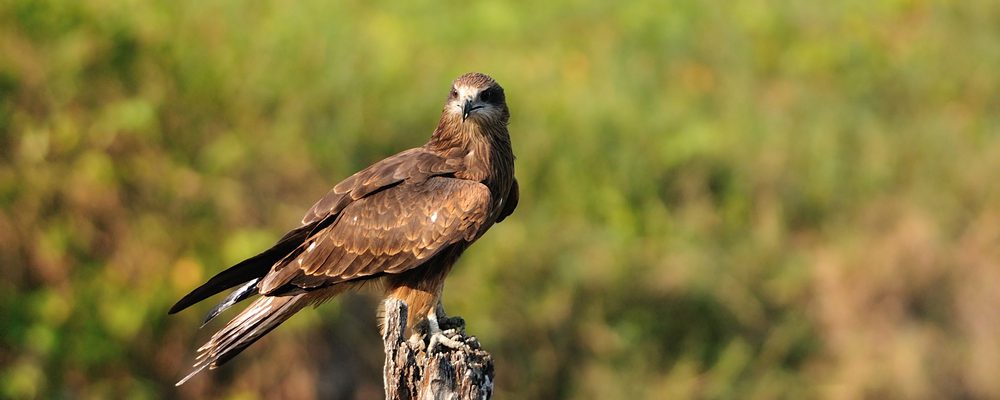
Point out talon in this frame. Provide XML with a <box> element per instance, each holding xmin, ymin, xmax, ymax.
<box><xmin>428</xmin><ymin>332</ymin><xmax>468</xmax><ymax>353</ymax></box>
<box><xmin>424</xmin><ymin>307</ymin><xmax>469</xmax><ymax>352</ymax></box>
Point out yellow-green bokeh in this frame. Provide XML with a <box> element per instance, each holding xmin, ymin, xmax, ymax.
<box><xmin>2</xmin><ymin>0</ymin><xmax>998</xmax><ymax>398</ymax></box>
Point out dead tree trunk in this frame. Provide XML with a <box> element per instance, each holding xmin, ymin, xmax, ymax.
<box><xmin>382</xmin><ymin>299</ymin><xmax>494</xmax><ymax>400</ymax></box>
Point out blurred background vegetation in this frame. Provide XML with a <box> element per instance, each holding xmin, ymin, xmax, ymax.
<box><xmin>2</xmin><ymin>0</ymin><xmax>999</xmax><ymax>398</ymax></box>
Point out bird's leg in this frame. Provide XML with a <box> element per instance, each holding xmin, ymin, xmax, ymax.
<box><xmin>426</xmin><ymin>303</ymin><xmax>468</xmax><ymax>352</ymax></box>
<box><xmin>435</xmin><ymin>302</ymin><xmax>466</xmax><ymax>332</ymax></box>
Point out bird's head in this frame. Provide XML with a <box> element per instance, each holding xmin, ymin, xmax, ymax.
<box><xmin>443</xmin><ymin>72</ymin><xmax>509</xmax><ymax>126</ymax></box>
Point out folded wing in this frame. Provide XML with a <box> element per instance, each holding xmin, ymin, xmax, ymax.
<box><xmin>169</xmin><ymin>147</ymin><xmax>465</xmax><ymax>315</ymax></box>
<box><xmin>259</xmin><ymin>176</ymin><xmax>491</xmax><ymax>294</ymax></box>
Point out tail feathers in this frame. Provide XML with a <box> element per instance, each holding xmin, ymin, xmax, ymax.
<box><xmin>201</xmin><ymin>278</ymin><xmax>261</xmax><ymax>328</ymax></box>
<box><xmin>176</xmin><ymin>293</ymin><xmax>309</xmax><ymax>386</ymax></box>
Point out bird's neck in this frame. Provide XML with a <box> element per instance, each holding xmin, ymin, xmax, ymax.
<box><xmin>428</xmin><ymin>117</ymin><xmax>514</xmax><ymax>193</ymax></box>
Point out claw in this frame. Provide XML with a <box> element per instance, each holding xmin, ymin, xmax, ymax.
<box><xmin>424</xmin><ymin>307</ymin><xmax>469</xmax><ymax>352</ymax></box>
<box><xmin>428</xmin><ymin>331</ymin><xmax>468</xmax><ymax>352</ymax></box>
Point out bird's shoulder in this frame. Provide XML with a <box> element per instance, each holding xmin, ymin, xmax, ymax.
<box><xmin>300</xmin><ymin>147</ymin><xmax>467</xmax><ymax>225</ymax></box>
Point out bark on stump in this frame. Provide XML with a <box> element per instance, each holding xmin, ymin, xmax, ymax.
<box><xmin>382</xmin><ymin>299</ymin><xmax>494</xmax><ymax>400</ymax></box>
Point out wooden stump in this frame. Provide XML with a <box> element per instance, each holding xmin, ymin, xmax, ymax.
<box><xmin>382</xmin><ymin>299</ymin><xmax>494</xmax><ymax>400</ymax></box>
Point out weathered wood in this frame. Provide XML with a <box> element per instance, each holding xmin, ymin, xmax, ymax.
<box><xmin>382</xmin><ymin>299</ymin><xmax>494</xmax><ymax>400</ymax></box>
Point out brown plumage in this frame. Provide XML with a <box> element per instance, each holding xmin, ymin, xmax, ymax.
<box><xmin>168</xmin><ymin>72</ymin><xmax>518</xmax><ymax>385</ymax></box>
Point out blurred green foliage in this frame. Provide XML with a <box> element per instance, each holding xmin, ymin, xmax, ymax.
<box><xmin>2</xmin><ymin>0</ymin><xmax>999</xmax><ymax>398</ymax></box>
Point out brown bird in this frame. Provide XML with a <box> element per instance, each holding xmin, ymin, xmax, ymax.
<box><xmin>168</xmin><ymin>72</ymin><xmax>518</xmax><ymax>385</ymax></box>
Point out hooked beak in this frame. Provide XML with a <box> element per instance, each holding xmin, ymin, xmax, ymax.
<box><xmin>462</xmin><ymin>99</ymin><xmax>473</xmax><ymax>121</ymax></box>
<box><xmin>462</xmin><ymin>99</ymin><xmax>484</xmax><ymax>121</ymax></box>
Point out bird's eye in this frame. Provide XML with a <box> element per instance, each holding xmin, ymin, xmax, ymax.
<box><xmin>480</xmin><ymin>88</ymin><xmax>493</xmax><ymax>103</ymax></box>
<box><xmin>449</xmin><ymin>88</ymin><xmax>458</xmax><ymax>99</ymax></box>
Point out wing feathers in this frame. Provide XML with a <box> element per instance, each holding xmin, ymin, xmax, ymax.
<box><xmin>259</xmin><ymin>177</ymin><xmax>490</xmax><ymax>294</ymax></box>
<box><xmin>301</xmin><ymin>148</ymin><xmax>464</xmax><ymax>225</ymax></box>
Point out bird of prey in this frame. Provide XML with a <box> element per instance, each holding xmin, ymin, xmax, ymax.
<box><xmin>168</xmin><ymin>72</ymin><xmax>518</xmax><ymax>385</ymax></box>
